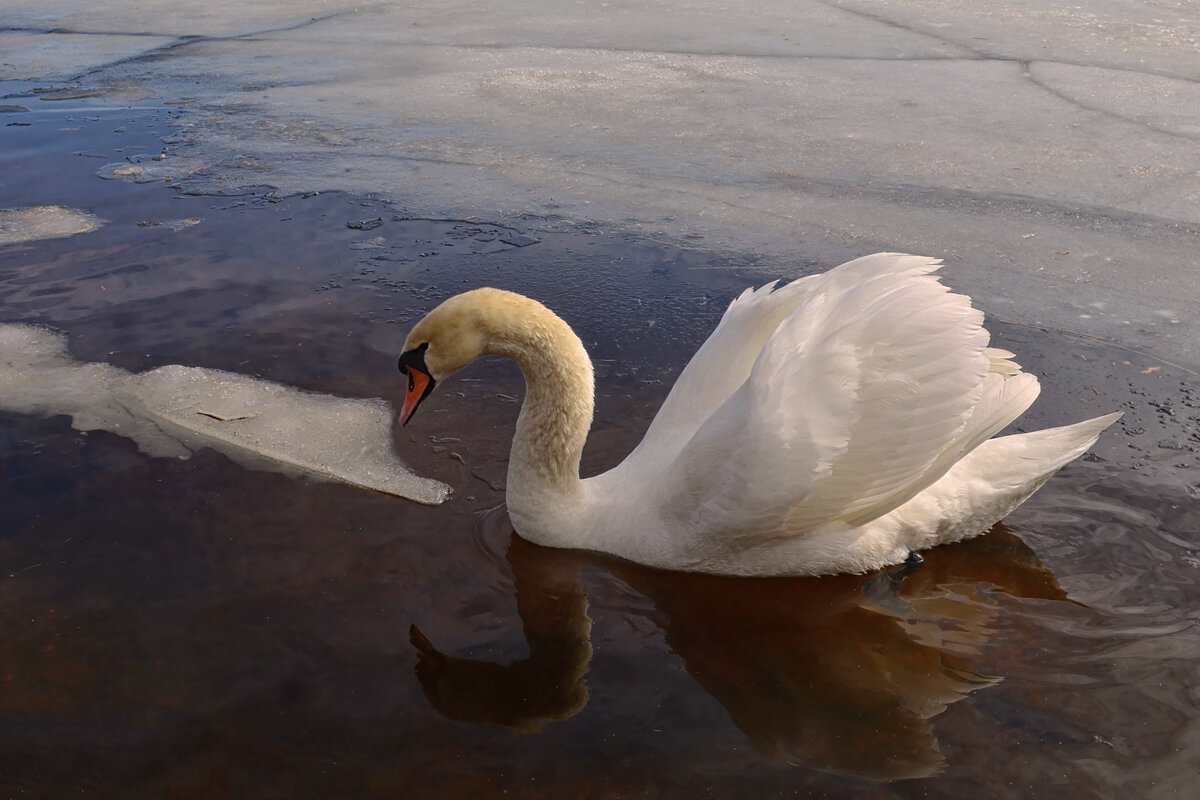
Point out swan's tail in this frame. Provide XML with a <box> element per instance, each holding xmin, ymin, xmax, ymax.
<box><xmin>985</xmin><ymin>411</ymin><xmax>1122</xmax><ymax>482</ymax></box>
<box><xmin>898</xmin><ymin>412</ymin><xmax>1121</xmax><ymax>548</ymax></box>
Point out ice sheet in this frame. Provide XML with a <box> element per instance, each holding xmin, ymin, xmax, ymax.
<box><xmin>4</xmin><ymin>1</ymin><xmax>1199</xmax><ymax>366</ymax></box>
<box><xmin>0</xmin><ymin>324</ymin><xmax>450</xmax><ymax>504</ymax></box>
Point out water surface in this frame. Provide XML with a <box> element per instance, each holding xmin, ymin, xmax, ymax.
<box><xmin>2</xmin><ymin>94</ymin><xmax>1198</xmax><ymax>799</ymax></box>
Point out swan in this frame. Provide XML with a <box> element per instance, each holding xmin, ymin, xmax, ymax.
<box><xmin>397</xmin><ymin>253</ymin><xmax>1119</xmax><ymax>576</ymax></box>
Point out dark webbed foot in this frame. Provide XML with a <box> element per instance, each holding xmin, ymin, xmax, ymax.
<box><xmin>887</xmin><ymin>551</ymin><xmax>925</xmax><ymax>582</ymax></box>
<box><xmin>862</xmin><ymin>552</ymin><xmax>925</xmax><ymax>615</ymax></box>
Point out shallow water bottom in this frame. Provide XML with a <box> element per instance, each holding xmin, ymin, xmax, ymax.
<box><xmin>2</xmin><ymin>93</ymin><xmax>1199</xmax><ymax>799</ymax></box>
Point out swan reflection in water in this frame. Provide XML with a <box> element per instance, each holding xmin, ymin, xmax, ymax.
<box><xmin>410</xmin><ymin>508</ymin><xmax>1070</xmax><ymax>781</ymax></box>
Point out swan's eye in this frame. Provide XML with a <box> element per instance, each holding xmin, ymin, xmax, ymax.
<box><xmin>398</xmin><ymin>342</ymin><xmax>431</xmax><ymax>380</ymax></box>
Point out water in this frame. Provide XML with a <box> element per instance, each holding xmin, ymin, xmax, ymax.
<box><xmin>2</xmin><ymin>90</ymin><xmax>1199</xmax><ymax>797</ymax></box>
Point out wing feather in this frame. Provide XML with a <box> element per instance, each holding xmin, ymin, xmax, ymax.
<box><xmin>659</xmin><ymin>288</ymin><xmax>859</xmax><ymax>533</ymax></box>
<box><xmin>655</xmin><ymin>253</ymin><xmax>1026</xmax><ymax>544</ymax></box>
<box><xmin>631</xmin><ymin>276</ymin><xmax>816</xmax><ymax>454</ymax></box>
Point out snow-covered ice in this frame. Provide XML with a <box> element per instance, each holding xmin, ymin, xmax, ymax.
<box><xmin>0</xmin><ymin>324</ymin><xmax>451</xmax><ymax>504</ymax></box>
<box><xmin>3</xmin><ymin>0</ymin><xmax>1199</xmax><ymax>365</ymax></box>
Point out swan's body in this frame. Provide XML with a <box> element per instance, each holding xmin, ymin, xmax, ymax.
<box><xmin>399</xmin><ymin>253</ymin><xmax>1118</xmax><ymax>576</ymax></box>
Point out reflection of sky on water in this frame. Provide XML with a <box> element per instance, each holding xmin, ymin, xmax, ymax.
<box><xmin>4</xmin><ymin>0</ymin><xmax>1199</xmax><ymax>366</ymax></box>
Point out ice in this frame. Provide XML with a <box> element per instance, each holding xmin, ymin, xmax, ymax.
<box><xmin>96</xmin><ymin>153</ymin><xmax>201</xmax><ymax>184</ymax></box>
<box><xmin>3</xmin><ymin>1</ymin><xmax>1199</xmax><ymax>366</ymax></box>
<box><xmin>0</xmin><ymin>206</ymin><xmax>102</xmax><ymax>244</ymax></box>
<box><xmin>0</xmin><ymin>324</ymin><xmax>450</xmax><ymax>504</ymax></box>
<box><xmin>0</xmin><ymin>31</ymin><xmax>178</xmax><ymax>81</ymax></box>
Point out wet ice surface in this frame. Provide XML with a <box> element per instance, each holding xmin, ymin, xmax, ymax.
<box><xmin>0</xmin><ymin>206</ymin><xmax>102</xmax><ymax>245</ymax></box>
<box><xmin>4</xmin><ymin>0</ymin><xmax>1198</xmax><ymax>366</ymax></box>
<box><xmin>0</xmin><ymin>324</ymin><xmax>449</xmax><ymax>504</ymax></box>
<box><xmin>2</xmin><ymin>4</ymin><xmax>1200</xmax><ymax>796</ymax></box>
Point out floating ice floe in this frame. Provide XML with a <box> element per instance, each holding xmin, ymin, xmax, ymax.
<box><xmin>0</xmin><ymin>323</ymin><xmax>450</xmax><ymax>504</ymax></box>
<box><xmin>97</xmin><ymin>153</ymin><xmax>200</xmax><ymax>184</ymax></box>
<box><xmin>0</xmin><ymin>206</ymin><xmax>102</xmax><ymax>244</ymax></box>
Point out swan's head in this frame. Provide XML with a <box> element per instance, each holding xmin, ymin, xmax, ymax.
<box><xmin>397</xmin><ymin>290</ymin><xmax>495</xmax><ymax>425</ymax></box>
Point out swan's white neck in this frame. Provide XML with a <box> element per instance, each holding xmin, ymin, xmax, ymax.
<box><xmin>481</xmin><ymin>298</ymin><xmax>595</xmax><ymax>545</ymax></box>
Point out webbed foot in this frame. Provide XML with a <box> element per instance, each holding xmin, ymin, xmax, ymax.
<box><xmin>862</xmin><ymin>552</ymin><xmax>925</xmax><ymax>616</ymax></box>
<box><xmin>887</xmin><ymin>551</ymin><xmax>925</xmax><ymax>582</ymax></box>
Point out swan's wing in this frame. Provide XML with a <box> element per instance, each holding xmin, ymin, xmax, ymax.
<box><xmin>659</xmin><ymin>254</ymin><xmax>1029</xmax><ymax>542</ymax></box>
<box><xmin>630</xmin><ymin>276</ymin><xmax>818</xmax><ymax>454</ymax></box>
<box><xmin>631</xmin><ymin>253</ymin><xmax>961</xmax><ymax>459</ymax></box>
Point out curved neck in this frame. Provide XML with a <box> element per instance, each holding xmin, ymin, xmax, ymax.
<box><xmin>482</xmin><ymin>298</ymin><xmax>595</xmax><ymax>529</ymax></box>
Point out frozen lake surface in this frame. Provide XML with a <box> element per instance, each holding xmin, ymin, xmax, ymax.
<box><xmin>4</xmin><ymin>0</ymin><xmax>1199</xmax><ymax>367</ymax></box>
<box><xmin>2</xmin><ymin>2</ymin><xmax>1199</xmax><ymax>797</ymax></box>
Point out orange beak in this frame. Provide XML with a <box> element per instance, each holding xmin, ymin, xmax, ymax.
<box><xmin>398</xmin><ymin>343</ymin><xmax>436</xmax><ymax>426</ymax></box>
<box><xmin>400</xmin><ymin>366</ymin><xmax>433</xmax><ymax>426</ymax></box>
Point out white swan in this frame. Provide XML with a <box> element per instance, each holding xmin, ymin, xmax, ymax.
<box><xmin>398</xmin><ymin>253</ymin><xmax>1119</xmax><ymax>576</ymax></box>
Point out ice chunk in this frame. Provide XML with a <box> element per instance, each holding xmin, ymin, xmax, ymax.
<box><xmin>0</xmin><ymin>206</ymin><xmax>101</xmax><ymax>245</ymax></box>
<box><xmin>0</xmin><ymin>324</ymin><xmax>450</xmax><ymax>504</ymax></box>
<box><xmin>97</xmin><ymin>154</ymin><xmax>201</xmax><ymax>184</ymax></box>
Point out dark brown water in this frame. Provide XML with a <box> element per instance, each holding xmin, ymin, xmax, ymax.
<box><xmin>2</xmin><ymin>91</ymin><xmax>1198</xmax><ymax>799</ymax></box>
